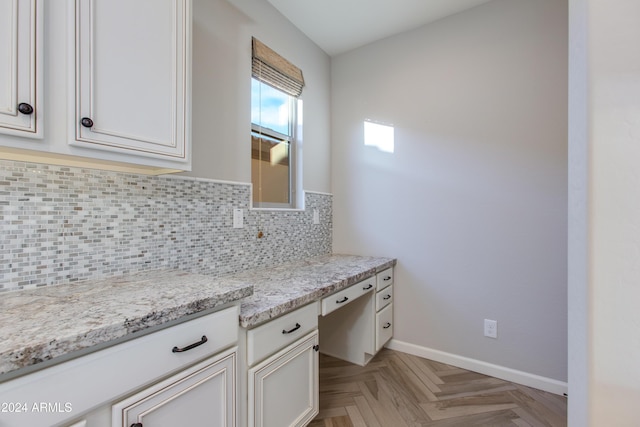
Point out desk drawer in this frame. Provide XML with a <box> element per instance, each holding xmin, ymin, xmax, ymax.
<box><xmin>376</xmin><ymin>304</ymin><xmax>393</xmax><ymax>352</ymax></box>
<box><xmin>321</xmin><ymin>277</ymin><xmax>375</xmax><ymax>316</ymax></box>
<box><xmin>247</xmin><ymin>302</ymin><xmax>319</xmax><ymax>366</ymax></box>
<box><xmin>376</xmin><ymin>268</ymin><xmax>394</xmax><ymax>290</ymax></box>
<box><xmin>376</xmin><ymin>285</ymin><xmax>393</xmax><ymax>311</ymax></box>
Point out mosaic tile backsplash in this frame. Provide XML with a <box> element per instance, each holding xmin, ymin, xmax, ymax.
<box><xmin>0</xmin><ymin>160</ymin><xmax>332</xmax><ymax>292</ymax></box>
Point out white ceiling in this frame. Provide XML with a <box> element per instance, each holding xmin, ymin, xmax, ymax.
<box><xmin>266</xmin><ymin>0</ymin><xmax>494</xmax><ymax>56</ymax></box>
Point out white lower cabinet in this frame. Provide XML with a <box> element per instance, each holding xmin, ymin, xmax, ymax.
<box><xmin>318</xmin><ymin>270</ymin><xmax>394</xmax><ymax>367</ymax></box>
<box><xmin>375</xmin><ymin>269</ymin><xmax>394</xmax><ymax>351</ymax></box>
<box><xmin>0</xmin><ymin>306</ymin><xmax>239</xmax><ymax>427</ymax></box>
<box><xmin>318</xmin><ymin>283</ymin><xmax>375</xmax><ymax>366</ymax></box>
<box><xmin>248</xmin><ymin>331</ymin><xmax>319</xmax><ymax>427</ymax></box>
<box><xmin>376</xmin><ymin>303</ymin><xmax>393</xmax><ymax>352</ymax></box>
<box><xmin>112</xmin><ymin>348</ymin><xmax>236</xmax><ymax>427</ymax></box>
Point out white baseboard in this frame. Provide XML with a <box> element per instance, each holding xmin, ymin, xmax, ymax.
<box><xmin>385</xmin><ymin>339</ymin><xmax>568</xmax><ymax>396</ymax></box>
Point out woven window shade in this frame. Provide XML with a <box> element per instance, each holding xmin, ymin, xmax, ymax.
<box><xmin>252</xmin><ymin>37</ymin><xmax>304</xmax><ymax>97</ymax></box>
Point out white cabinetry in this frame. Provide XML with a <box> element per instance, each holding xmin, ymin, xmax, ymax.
<box><xmin>112</xmin><ymin>349</ymin><xmax>236</xmax><ymax>427</ymax></box>
<box><xmin>0</xmin><ymin>0</ymin><xmax>42</xmax><ymax>138</ymax></box>
<box><xmin>248</xmin><ymin>332</ymin><xmax>319</xmax><ymax>427</ymax></box>
<box><xmin>375</xmin><ymin>268</ymin><xmax>394</xmax><ymax>351</ymax></box>
<box><xmin>71</xmin><ymin>0</ymin><xmax>190</xmax><ymax>163</ymax></box>
<box><xmin>245</xmin><ymin>303</ymin><xmax>319</xmax><ymax>427</ymax></box>
<box><xmin>0</xmin><ymin>0</ymin><xmax>191</xmax><ymax>173</ymax></box>
<box><xmin>0</xmin><ymin>306</ymin><xmax>238</xmax><ymax>427</ymax></box>
<box><xmin>318</xmin><ymin>277</ymin><xmax>376</xmax><ymax>366</ymax></box>
<box><xmin>319</xmin><ymin>269</ymin><xmax>394</xmax><ymax>366</ymax></box>
<box><xmin>320</xmin><ymin>276</ymin><xmax>374</xmax><ymax>316</ymax></box>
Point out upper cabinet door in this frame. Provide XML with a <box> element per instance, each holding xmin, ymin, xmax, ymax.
<box><xmin>0</xmin><ymin>0</ymin><xmax>42</xmax><ymax>138</ymax></box>
<box><xmin>72</xmin><ymin>0</ymin><xmax>190</xmax><ymax>163</ymax></box>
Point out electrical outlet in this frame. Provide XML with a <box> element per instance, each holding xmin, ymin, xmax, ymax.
<box><xmin>313</xmin><ymin>209</ymin><xmax>320</xmax><ymax>224</ymax></box>
<box><xmin>484</xmin><ymin>319</ymin><xmax>497</xmax><ymax>339</ymax></box>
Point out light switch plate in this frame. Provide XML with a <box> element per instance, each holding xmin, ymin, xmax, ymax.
<box><xmin>233</xmin><ymin>208</ymin><xmax>243</xmax><ymax>228</ymax></box>
<box><xmin>313</xmin><ymin>209</ymin><xmax>320</xmax><ymax>225</ymax></box>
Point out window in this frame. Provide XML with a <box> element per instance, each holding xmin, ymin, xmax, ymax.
<box><xmin>251</xmin><ymin>78</ymin><xmax>296</xmax><ymax>207</ymax></box>
<box><xmin>251</xmin><ymin>38</ymin><xmax>304</xmax><ymax>209</ymax></box>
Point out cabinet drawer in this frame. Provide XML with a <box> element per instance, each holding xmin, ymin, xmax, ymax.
<box><xmin>321</xmin><ymin>277</ymin><xmax>375</xmax><ymax>316</ymax></box>
<box><xmin>376</xmin><ymin>285</ymin><xmax>394</xmax><ymax>311</ymax></box>
<box><xmin>376</xmin><ymin>304</ymin><xmax>393</xmax><ymax>352</ymax></box>
<box><xmin>0</xmin><ymin>306</ymin><xmax>239</xmax><ymax>427</ymax></box>
<box><xmin>164</xmin><ymin>307</ymin><xmax>239</xmax><ymax>362</ymax></box>
<box><xmin>376</xmin><ymin>268</ymin><xmax>394</xmax><ymax>290</ymax></box>
<box><xmin>247</xmin><ymin>302</ymin><xmax>318</xmax><ymax>366</ymax></box>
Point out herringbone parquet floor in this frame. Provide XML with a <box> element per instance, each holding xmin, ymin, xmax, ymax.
<box><xmin>310</xmin><ymin>349</ymin><xmax>567</xmax><ymax>426</ymax></box>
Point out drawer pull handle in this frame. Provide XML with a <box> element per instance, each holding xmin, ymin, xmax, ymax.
<box><xmin>172</xmin><ymin>335</ymin><xmax>208</xmax><ymax>353</ymax></box>
<box><xmin>131</xmin><ymin>423</ymin><xmax>143</xmax><ymax>427</ymax></box>
<box><xmin>383</xmin><ymin>322</ymin><xmax>391</xmax><ymax>329</ymax></box>
<box><xmin>282</xmin><ymin>323</ymin><xmax>301</xmax><ymax>334</ymax></box>
<box><xmin>383</xmin><ymin>295</ymin><xmax>391</xmax><ymax>300</ymax></box>
<box><xmin>383</xmin><ymin>276</ymin><xmax>392</xmax><ymax>281</ymax></box>
<box><xmin>363</xmin><ymin>284</ymin><xmax>373</xmax><ymax>290</ymax></box>
<box><xmin>336</xmin><ymin>296</ymin><xmax>349</xmax><ymax>304</ymax></box>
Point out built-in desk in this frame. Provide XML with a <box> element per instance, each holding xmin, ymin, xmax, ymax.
<box><xmin>233</xmin><ymin>254</ymin><xmax>396</xmax><ymax>427</ymax></box>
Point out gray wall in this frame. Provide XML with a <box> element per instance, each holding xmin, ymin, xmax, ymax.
<box><xmin>331</xmin><ymin>0</ymin><xmax>568</xmax><ymax>382</ymax></box>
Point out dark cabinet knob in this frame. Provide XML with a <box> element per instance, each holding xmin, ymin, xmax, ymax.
<box><xmin>81</xmin><ymin>117</ymin><xmax>94</xmax><ymax>128</ymax></box>
<box><xmin>18</xmin><ymin>103</ymin><xmax>34</xmax><ymax>115</ymax></box>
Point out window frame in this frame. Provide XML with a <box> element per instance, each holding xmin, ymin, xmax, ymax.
<box><xmin>251</xmin><ymin>78</ymin><xmax>298</xmax><ymax>209</ymax></box>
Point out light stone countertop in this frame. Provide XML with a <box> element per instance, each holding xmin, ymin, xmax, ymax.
<box><xmin>235</xmin><ymin>254</ymin><xmax>396</xmax><ymax>328</ymax></box>
<box><xmin>0</xmin><ymin>269</ymin><xmax>253</xmax><ymax>378</ymax></box>
<box><xmin>0</xmin><ymin>254</ymin><xmax>395</xmax><ymax>379</ymax></box>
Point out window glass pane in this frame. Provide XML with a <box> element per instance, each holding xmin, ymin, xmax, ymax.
<box><xmin>251</xmin><ymin>132</ymin><xmax>290</xmax><ymax>204</ymax></box>
<box><xmin>251</xmin><ymin>78</ymin><xmax>290</xmax><ymax>136</ymax></box>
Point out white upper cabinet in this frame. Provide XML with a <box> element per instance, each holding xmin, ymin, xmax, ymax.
<box><xmin>71</xmin><ymin>0</ymin><xmax>190</xmax><ymax>164</ymax></box>
<box><xmin>0</xmin><ymin>0</ymin><xmax>42</xmax><ymax>138</ymax></box>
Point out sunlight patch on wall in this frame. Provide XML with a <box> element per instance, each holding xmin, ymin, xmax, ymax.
<box><xmin>364</xmin><ymin>120</ymin><xmax>395</xmax><ymax>153</ymax></box>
